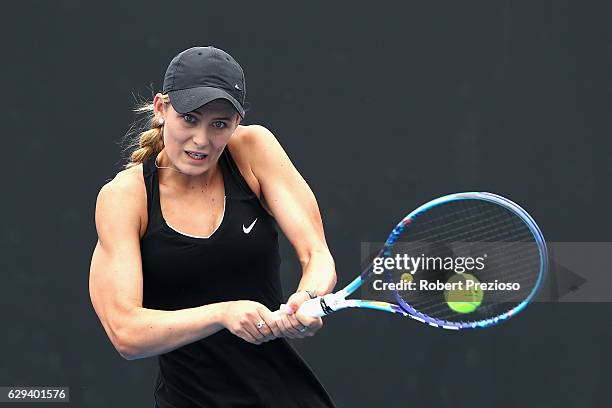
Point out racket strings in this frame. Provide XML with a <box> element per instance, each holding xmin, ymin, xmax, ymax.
<box><xmin>399</xmin><ymin>201</ymin><xmax>535</xmax><ymax>261</ymax></box>
<box><xmin>391</xmin><ymin>240</ymin><xmax>540</xmax><ymax>282</ymax></box>
<box><xmin>386</xmin><ymin>199</ymin><xmax>541</xmax><ymax>323</ymax></box>
<box><xmin>392</xmin><ymin>226</ymin><xmax>538</xmax><ymax>289</ymax></box>
<box><xmin>402</xmin><ymin>200</ymin><xmax>522</xmax><ymax>237</ymax></box>
<box><xmin>403</xmin><ymin>260</ymin><xmax>540</xmax><ymax>315</ymax></box>
<box><xmin>406</xmin><ymin>201</ymin><xmax>531</xmax><ymax>244</ymax></box>
<box><xmin>394</xmin><ymin>211</ymin><xmax>534</xmax><ymax>263</ymax></box>
<box><xmin>390</xmin><ymin>248</ymin><xmax>540</xmax><ymax>290</ymax></box>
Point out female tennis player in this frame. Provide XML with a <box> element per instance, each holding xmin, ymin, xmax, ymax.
<box><xmin>89</xmin><ymin>46</ymin><xmax>337</xmax><ymax>407</ymax></box>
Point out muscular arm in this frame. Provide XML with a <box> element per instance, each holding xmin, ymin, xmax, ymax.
<box><xmin>89</xmin><ymin>175</ymin><xmax>276</xmax><ymax>360</ymax></box>
<box><xmin>89</xmin><ymin>177</ymin><xmax>228</xmax><ymax>360</ymax></box>
<box><xmin>245</xmin><ymin>125</ymin><xmax>337</xmax><ymax>297</ymax></box>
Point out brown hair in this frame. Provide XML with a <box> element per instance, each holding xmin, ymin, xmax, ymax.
<box><xmin>122</xmin><ymin>93</ymin><xmax>170</xmax><ymax>169</ymax></box>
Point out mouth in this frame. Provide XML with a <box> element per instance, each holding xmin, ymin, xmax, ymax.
<box><xmin>185</xmin><ymin>151</ymin><xmax>208</xmax><ymax>161</ymax></box>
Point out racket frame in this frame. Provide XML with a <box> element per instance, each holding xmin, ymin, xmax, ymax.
<box><xmin>296</xmin><ymin>192</ymin><xmax>549</xmax><ymax>329</ymax></box>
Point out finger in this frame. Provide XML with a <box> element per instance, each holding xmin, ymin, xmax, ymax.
<box><xmin>293</xmin><ymin>317</ymin><xmax>322</xmax><ymax>338</ymax></box>
<box><xmin>237</xmin><ymin>329</ymin><xmax>261</xmax><ymax>345</ymax></box>
<box><xmin>286</xmin><ymin>291</ymin><xmax>310</xmax><ymax>313</ymax></box>
<box><xmin>255</xmin><ymin>323</ymin><xmax>273</xmax><ymax>341</ymax></box>
<box><xmin>254</xmin><ymin>317</ymin><xmax>275</xmax><ymax>341</ymax></box>
<box><xmin>287</xmin><ymin>313</ymin><xmax>307</xmax><ymax>331</ymax></box>
<box><xmin>305</xmin><ymin>317</ymin><xmax>323</xmax><ymax>335</ymax></box>
<box><xmin>243</xmin><ymin>322</ymin><xmax>265</xmax><ymax>343</ymax></box>
<box><xmin>279</xmin><ymin>314</ymin><xmax>301</xmax><ymax>338</ymax></box>
<box><xmin>286</xmin><ymin>314</ymin><xmax>308</xmax><ymax>338</ymax></box>
<box><xmin>259</xmin><ymin>310</ymin><xmax>282</xmax><ymax>338</ymax></box>
<box><xmin>295</xmin><ymin>314</ymin><xmax>323</xmax><ymax>332</ymax></box>
<box><xmin>293</xmin><ymin>312</ymin><xmax>314</xmax><ymax>327</ymax></box>
<box><xmin>276</xmin><ymin>314</ymin><xmax>294</xmax><ymax>338</ymax></box>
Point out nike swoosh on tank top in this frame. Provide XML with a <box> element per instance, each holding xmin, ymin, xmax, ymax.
<box><xmin>140</xmin><ymin>147</ymin><xmax>336</xmax><ymax>408</ymax></box>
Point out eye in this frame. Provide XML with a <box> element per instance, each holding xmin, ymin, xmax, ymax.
<box><xmin>182</xmin><ymin>114</ymin><xmax>197</xmax><ymax>124</ymax></box>
<box><xmin>212</xmin><ymin>121</ymin><xmax>227</xmax><ymax>129</ymax></box>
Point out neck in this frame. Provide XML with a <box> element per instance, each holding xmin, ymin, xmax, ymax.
<box><xmin>155</xmin><ymin>150</ymin><xmax>219</xmax><ymax>193</ymax></box>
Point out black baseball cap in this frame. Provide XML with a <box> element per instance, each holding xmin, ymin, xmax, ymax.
<box><xmin>162</xmin><ymin>46</ymin><xmax>246</xmax><ymax>118</ymax></box>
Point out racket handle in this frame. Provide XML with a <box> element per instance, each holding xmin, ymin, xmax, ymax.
<box><xmin>275</xmin><ymin>298</ymin><xmax>327</xmax><ymax>318</ymax></box>
<box><xmin>297</xmin><ymin>297</ymin><xmax>327</xmax><ymax>317</ymax></box>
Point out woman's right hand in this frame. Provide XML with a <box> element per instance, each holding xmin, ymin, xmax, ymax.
<box><xmin>220</xmin><ymin>301</ymin><xmax>282</xmax><ymax>345</ymax></box>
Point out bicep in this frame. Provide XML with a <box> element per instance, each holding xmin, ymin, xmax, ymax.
<box><xmin>248</xmin><ymin>126</ymin><xmax>327</xmax><ymax>259</ymax></box>
<box><xmin>89</xmin><ymin>181</ymin><xmax>144</xmax><ymax>351</ymax></box>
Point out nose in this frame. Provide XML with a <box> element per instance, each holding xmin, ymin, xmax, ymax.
<box><xmin>191</xmin><ymin>126</ymin><xmax>210</xmax><ymax>147</ymax></box>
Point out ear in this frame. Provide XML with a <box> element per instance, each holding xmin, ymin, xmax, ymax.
<box><xmin>153</xmin><ymin>93</ymin><xmax>168</xmax><ymax>118</ymax></box>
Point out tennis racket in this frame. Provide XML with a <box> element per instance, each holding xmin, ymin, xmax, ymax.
<box><xmin>285</xmin><ymin>192</ymin><xmax>548</xmax><ymax>329</ymax></box>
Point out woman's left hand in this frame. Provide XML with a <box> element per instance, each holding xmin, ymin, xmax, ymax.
<box><xmin>277</xmin><ymin>291</ymin><xmax>323</xmax><ymax>339</ymax></box>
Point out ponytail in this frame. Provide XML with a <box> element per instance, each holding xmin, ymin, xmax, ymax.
<box><xmin>123</xmin><ymin>93</ymin><xmax>170</xmax><ymax>169</ymax></box>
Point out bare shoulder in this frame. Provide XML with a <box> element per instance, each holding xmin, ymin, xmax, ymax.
<box><xmin>98</xmin><ymin>164</ymin><xmax>145</xmax><ymax>204</ymax></box>
<box><xmin>229</xmin><ymin>124</ymin><xmax>296</xmax><ymax>176</ymax></box>
<box><xmin>226</xmin><ymin>125</ymin><xmax>271</xmax><ymax>196</ymax></box>
<box><xmin>227</xmin><ymin>124</ymin><xmax>281</xmax><ymax>173</ymax></box>
<box><xmin>227</xmin><ymin>124</ymin><xmax>280</xmax><ymax>211</ymax></box>
<box><xmin>229</xmin><ymin>124</ymin><xmax>277</xmax><ymax>152</ymax></box>
<box><xmin>96</xmin><ymin>164</ymin><xmax>148</xmax><ymax>239</ymax></box>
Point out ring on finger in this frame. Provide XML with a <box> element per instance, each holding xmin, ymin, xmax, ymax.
<box><xmin>256</xmin><ymin>320</ymin><xmax>266</xmax><ymax>329</ymax></box>
<box><xmin>298</xmin><ymin>326</ymin><xmax>307</xmax><ymax>333</ymax></box>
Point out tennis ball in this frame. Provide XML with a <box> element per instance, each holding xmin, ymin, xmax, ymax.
<box><xmin>444</xmin><ymin>273</ymin><xmax>484</xmax><ymax>314</ymax></box>
<box><xmin>400</xmin><ymin>273</ymin><xmax>413</xmax><ymax>283</ymax></box>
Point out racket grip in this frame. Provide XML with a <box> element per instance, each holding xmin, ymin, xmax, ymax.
<box><xmin>297</xmin><ymin>297</ymin><xmax>327</xmax><ymax>317</ymax></box>
<box><xmin>276</xmin><ymin>298</ymin><xmax>327</xmax><ymax>318</ymax></box>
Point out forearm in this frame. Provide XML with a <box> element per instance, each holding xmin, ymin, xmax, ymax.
<box><xmin>118</xmin><ymin>302</ymin><xmax>229</xmax><ymax>360</ymax></box>
<box><xmin>296</xmin><ymin>249</ymin><xmax>337</xmax><ymax>296</ymax></box>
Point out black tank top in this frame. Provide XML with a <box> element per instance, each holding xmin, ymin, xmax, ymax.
<box><xmin>140</xmin><ymin>147</ymin><xmax>336</xmax><ymax>408</ymax></box>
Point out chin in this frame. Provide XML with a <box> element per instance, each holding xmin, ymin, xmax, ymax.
<box><xmin>180</xmin><ymin>164</ymin><xmax>209</xmax><ymax>175</ymax></box>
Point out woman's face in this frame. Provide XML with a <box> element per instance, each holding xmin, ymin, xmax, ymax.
<box><xmin>154</xmin><ymin>94</ymin><xmax>240</xmax><ymax>176</ymax></box>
